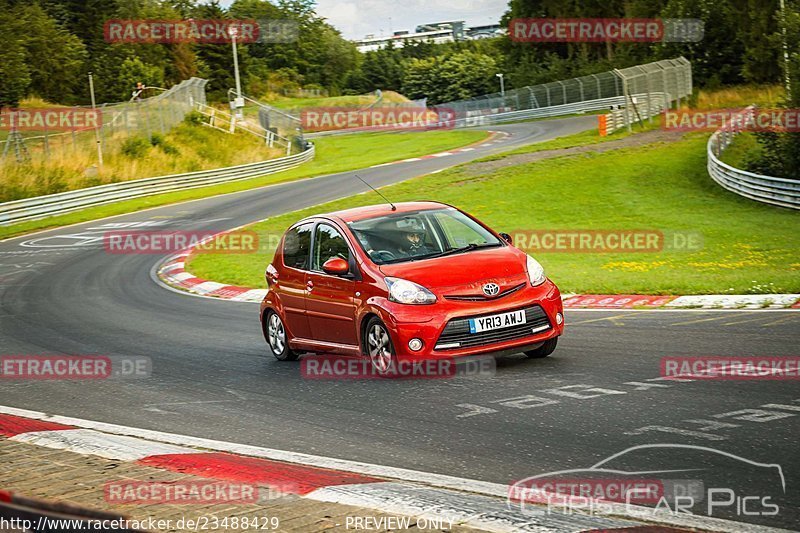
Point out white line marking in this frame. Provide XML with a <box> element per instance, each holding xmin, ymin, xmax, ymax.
<box><xmin>231</xmin><ymin>288</ymin><xmax>268</xmax><ymax>301</ymax></box>
<box><xmin>666</xmin><ymin>294</ymin><xmax>800</xmax><ymax>309</ymax></box>
<box><xmin>0</xmin><ymin>405</ymin><xmax>786</xmax><ymax>533</ymax></box>
<box><xmin>760</xmin><ymin>315</ymin><xmax>800</xmax><ymax>326</ymax></box>
<box><xmin>160</xmin><ymin>262</ymin><xmax>184</xmax><ymax>273</ymax></box>
<box><xmin>192</xmin><ymin>281</ymin><xmax>227</xmax><ymax>294</ymax></box>
<box><xmin>307</xmin><ymin>482</ymin><xmax>637</xmax><ymax>532</ymax></box>
<box><xmin>10</xmin><ymin>428</ymin><xmax>202</xmax><ymax>461</ymax></box>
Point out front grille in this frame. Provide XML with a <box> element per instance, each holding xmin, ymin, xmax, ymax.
<box><xmin>435</xmin><ymin>305</ymin><xmax>551</xmax><ymax>350</ymax></box>
<box><xmin>444</xmin><ymin>282</ymin><xmax>526</xmax><ymax>302</ymax></box>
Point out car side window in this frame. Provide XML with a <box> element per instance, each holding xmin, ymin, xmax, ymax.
<box><xmin>312</xmin><ymin>223</ymin><xmax>351</xmax><ymax>271</ymax></box>
<box><xmin>282</xmin><ymin>223</ymin><xmax>313</xmax><ymax>270</ymax></box>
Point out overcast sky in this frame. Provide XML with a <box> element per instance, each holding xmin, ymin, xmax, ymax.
<box><xmin>218</xmin><ymin>0</ymin><xmax>508</xmax><ymax>40</ymax></box>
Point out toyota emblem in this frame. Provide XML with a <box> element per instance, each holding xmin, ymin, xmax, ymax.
<box><xmin>482</xmin><ymin>283</ymin><xmax>500</xmax><ymax>297</ymax></box>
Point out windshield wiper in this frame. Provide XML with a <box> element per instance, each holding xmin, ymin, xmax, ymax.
<box><xmin>423</xmin><ymin>242</ymin><xmax>501</xmax><ymax>259</ymax></box>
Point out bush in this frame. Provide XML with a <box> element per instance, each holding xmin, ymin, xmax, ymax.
<box><xmin>183</xmin><ymin>110</ymin><xmax>204</xmax><ymax>125</ymax></box>
<box><xmin>121</xmin><ymin>137</ymin><xmax>150</xmax><ymax>158</ymax></box>
<box><xmin>161</xmin><ymin>142</ymin><xmax>179</xmax><ymax>155</ymax></box>
<box><xmin>746</xmin><ymin>131</ymin><xmax>800</xmax><ymax>180</ymax></box>
<box><xmin>149</xmin><ymin>133</ymin><xmax>179</xmax><ymax>155</ymax></box>
<box><xmin>0</xmin><ymin>174</ymin><xmax>27</xmax><ymax>202</ymax></box>
<box><xmin>34</xmin><ymin>169</ymin><xmax>69</xmax><ymax>196</ymax></box>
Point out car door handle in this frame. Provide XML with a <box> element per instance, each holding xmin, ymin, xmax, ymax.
<box><xmin>306</xmin><ymin>280</ymin><xmax>314</xmax><ymax>291</ymax></box>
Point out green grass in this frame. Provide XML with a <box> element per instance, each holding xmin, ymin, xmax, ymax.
<box><xmin>188</xmin><ymin>131</ymin><xmax>800</xmax><ymax>295</ymax></box>
<box><xmin>719</xmin><ymin>132</ymin><xmax>762</xmax><ymax>169</ymax></box>
<box><xmin>0</xmin><ymin>129</ymin><xmax>487</xmax><ymax>240</ymax></box>
<box><xmin>477</xmin><ymin>124</ymin><xmax>646</xmax><ymax>161</ymax></box>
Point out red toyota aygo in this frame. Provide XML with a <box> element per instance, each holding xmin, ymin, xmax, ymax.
<box><xmin>260</xmin><ymin>201</ymin><xmax>564</xmax><ymax>374</ymax></box>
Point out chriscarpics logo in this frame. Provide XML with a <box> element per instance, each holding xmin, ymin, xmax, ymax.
<box><xmin>508</xmin><ymin>444</ymin><xmax>786</xmax><ymax>522</ymax></box>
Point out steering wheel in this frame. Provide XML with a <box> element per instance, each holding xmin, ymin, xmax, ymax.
<box><xmin>370</xmin><ymin>250</ymin><xmax>396</xmax><ymax>262</ymax></box>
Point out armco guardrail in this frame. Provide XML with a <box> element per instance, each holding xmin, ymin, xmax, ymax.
<box><xmin>304</xmin><ymin>96</ymin><xmax>630</xmax><ymax>138</ymax></box>
<box><xmin>707</xmin><ymin>107</ymin><xmax>800</xmax><ymax>210</ymax></box>
<box><xmin>453</xmin><ymin>96</ymin><xmax>627</xmax><ymax>127</ymax></box>
<box><xmin>0</xmin><ymin>144</ymin><xmax>315</xmax><ymax>225</ymax></box>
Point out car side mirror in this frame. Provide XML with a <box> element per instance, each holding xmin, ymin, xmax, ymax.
<box><xmin>322</xmin><ymin>257</ymin><xmax>349</xmax><ymax>276</ymax></box>
<box><xmin>499</xmin><ymin>232</ymin><xmax>513</xmax><ymax>244</ymax></box>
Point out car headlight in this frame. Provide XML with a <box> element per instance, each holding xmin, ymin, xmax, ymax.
<box><xmin>385</xmin><ymin>277</ymin><xmax>437</xmax><ymax>304</ymax></box>
<box><xmin>526</xmin><ymin>255</ymin><xmax>546</xmax><ymax>286</ymax></box>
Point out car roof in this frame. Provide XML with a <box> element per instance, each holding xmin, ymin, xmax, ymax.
<box><xmin>306</xmin><ymin>201</ymin><xmax>451</xmax><ymax>223</ymax></box>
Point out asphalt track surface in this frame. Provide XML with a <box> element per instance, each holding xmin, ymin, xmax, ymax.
<box><xmin>1</xmin><ymin>117</ymin><xmax>798</xmax><ymax>530</ymax></box>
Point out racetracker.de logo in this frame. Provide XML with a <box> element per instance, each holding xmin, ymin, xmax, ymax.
<box><xmin>661</xmin><ymin>357</ymin><xmax>800</xmax><ymax>380</ymax></box>
<box><xmin>104</xmin><ymin>481</ymin><xmax>259</xmax><ymax>504</ymax></box>
<box><xmin>663</xmin><ymin>109</ymin><xmax>800</xmax><ymax>132</ymax></box>
<box><xmin>103</xmin><ymin>230</ymin><xmax>258</xmax><ymax>255</ymax></box>
<box><xmin>510</xmin><ymin>18</ymin><xmax>703</xmax><ymax>43</ymax></box>
<box><xmin>103</xmin><ymin>19</ymin><xmax>299</xmax><ymax>44</ymax></box>
<box><xmin>508</xmin><ymin>477</ymin><xmax>665</xmax><ymax>506</ymax></box>
<box><xmin>301</xmin><ymin>355</ymin><xmax>495</xmax><ymax>380</ymax></box>
<box><xmin>511</xmin><ymin>230</ymin><xmax>703</xmax><ymax>253</ymax></box>
<box><xmin>300</xmin><ymin>107</ymin><xmax>455</xmax><ymax>133</ymax></box>
<box><xmin>0</xmin><ymin>355</ymin><xmax>151</xmax><ymax>380</ymax></box>
<box><xmin>0</xmin><ymin>109</ymin><xmax>101</xmax><ymax>132</ymax></box>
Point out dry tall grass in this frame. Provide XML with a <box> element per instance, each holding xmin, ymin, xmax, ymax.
<box><xmin>694</xmin><ymin>85</ymin><xmax>785</xmax><ymax>109</ymax></box>
<box><xmin>0</xmin><ymin>120</ymin><xmax>282</xmax><ymax>202</ymax></box>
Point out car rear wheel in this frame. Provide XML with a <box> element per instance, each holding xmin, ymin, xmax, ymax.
<box><xmin>524</xmin><ymin>337</ymin><xmax>558</xmax><ymax>358</ymax></box>
<box><xmin>266</xmin><ymin>312</ymin><xmax>299</xmax><ymax>361</ymax></box>
<box><xmin>365</xmin><ymin>317</ymin><xmax>396</xmax><ymax>376</ymax></box>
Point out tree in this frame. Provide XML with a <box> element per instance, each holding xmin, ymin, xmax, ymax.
<box><xmin>402</xmin><ymin>57</ymin><xmax>439</xmax><ymax>101</ymax></box>
<box><xmin>117</xmin><ymin>57</ymin><xmax>165</xmax><ymax>99</ymax></box>
<box><xmin>0</xmin><ymin>39</ymin><xmax>31</xmax><ymax>107</ymax></box>
<box><xmin>360</xmin><ymin>45</ymin><xmax>404</xmax><ymax>91</ymax></box>
<box><xmin>436</xmin><ymin>52</ymin><xmax>499</xmax><ymax>102</ymax></box>
<box><xmin>17</xmin><ymin>4</ymin><xmax>87</xmax><ymax>104</ymax></box>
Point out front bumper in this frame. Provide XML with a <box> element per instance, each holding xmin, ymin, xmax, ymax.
<box><xmin>379</xmin><ymin>280</ymin><xmax>564</xmax><ymax>360</ymax></box>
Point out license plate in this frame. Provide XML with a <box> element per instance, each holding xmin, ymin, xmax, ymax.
<box><xmin>469</xmin><ymin>309</ymin><xmax>526</xmax><ymax>333</ymax></box>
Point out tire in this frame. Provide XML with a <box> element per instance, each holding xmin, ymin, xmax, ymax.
<box><xmin>265</xmin><ymin>311</ymin><xmax>299</xmax><ymax>361</ymax></box>
<box><xmin>364</xmin><ymin>317</ymin><xmax>397</xmax><ymax>377</ymax></box>
<box><xmin>524</xmin><ymin>337</ymin><xmax>558</xmax><ymax>359</ymax></box>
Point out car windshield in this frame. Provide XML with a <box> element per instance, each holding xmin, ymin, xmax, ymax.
<box><xmin>347</xmin><ymin>208</ymin><xmax>502</xmax><ymax>265</ymax></box>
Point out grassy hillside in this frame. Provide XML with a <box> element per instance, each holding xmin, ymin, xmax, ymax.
<box><xmin>264</xmin><ymin>91</ymin><xmax>410</xmax><ymax>111</ymax></box>
<box><xmin>0</xmin><ymin>128</ymin><xmax>487</xmax><ymax>239</ymax></box>
<box><xmin>0</xmin><ymin>110</ymin><xmax>283</xmax><ymax>202</ymax></box>
<box><xmin>189</xmin><ymin>129</ymin><xmax>799</xmax><ymax>295</ymax></box>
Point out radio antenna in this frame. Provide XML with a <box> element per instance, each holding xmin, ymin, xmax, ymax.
<box><xmin>354</xmin><ymin>174</ymin><xmax>396</xmax><ymax>211</ymax></box>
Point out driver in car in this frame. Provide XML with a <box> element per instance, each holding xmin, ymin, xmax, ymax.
<box><xmin>397</xmin><ymin>221</ymin><xmax>435</xmax><ymax>258</ymax></box>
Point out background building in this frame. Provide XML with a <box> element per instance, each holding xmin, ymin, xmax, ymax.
<box><xmin>354</xmin><ymin>20</ymin><xmax>502</xmax><ymax>52</ymax></box>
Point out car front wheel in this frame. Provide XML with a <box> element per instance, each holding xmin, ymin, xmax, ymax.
<box><xmin>266</xmin><ymin>312</ymin><xmax>299</xmax><ymax>361</ymax></box>
<box><xmin>365</xmin><ymin>317</ymin><xmax>396</xmax><ymax>376</ymax></box>
<box><xmin>524</xmin><ymin>337</ymin><xmax>558</xmax><ymax>359</ymax></box>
